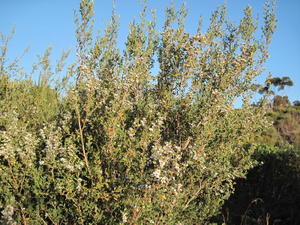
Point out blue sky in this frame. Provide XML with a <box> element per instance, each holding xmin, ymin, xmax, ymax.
<box><xmin>1</xmin><ymin>0</ymin><xmax>299</xmax><ymax>102</ymax></box>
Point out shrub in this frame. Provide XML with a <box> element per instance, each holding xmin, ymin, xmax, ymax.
<box><xmin>221</xmin><ymin>145</ymin><xmax>300</xmax><ymax>225</ymax></box>
<box><xmin>0</xmin><ymin>0</ymin><xmax>276</xmax><ymax>224</ymax></box>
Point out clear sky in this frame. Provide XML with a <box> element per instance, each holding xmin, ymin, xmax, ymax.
<box><xmin>1</xmin><ymin>0</ymin><xmax>299</xmax><ymax>103</ymax></box>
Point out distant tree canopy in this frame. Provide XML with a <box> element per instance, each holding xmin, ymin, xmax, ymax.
<box><xmin>255</xmin><ymin>76</ymin><xmax>294</xmax><ymax>95</ymax></box>
<box><xmin>267</xmin><ymin>76</ymin><xmax>294</xmax><ymax>90</ymax></box>
<box><xmin>293</xmin><ymin>100</ymin><xmax>300</xmax><ymax>107</ymax></box>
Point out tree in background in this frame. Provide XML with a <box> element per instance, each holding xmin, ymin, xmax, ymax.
<box><xmin>0</xmin><ymin>0</ymin><xmax>276</xmax><ymax>224</ymax></box>
<box><xmin>257</xmin><ymin>76</ymin><xmax>293</xmax><ymax>95</ymax></box>
<box><xmin>253</xmin><ymin>75</ymin><xmax>300</xmax><ymax>147</ymax></box>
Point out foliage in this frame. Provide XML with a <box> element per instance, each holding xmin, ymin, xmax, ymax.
<box><xmin>218</xmin><ymin>93</ymin><xmax>300</xmax><ymax>225</ymax></box>
<box><xmin>0</xmin><ymin>0</ymin><xmax>277</xmax><ymax>224</ymax></box>
<box><xmin>293</xmin><ymin>100</ymin><xmax>300</xmax><ymax>107</ymax></box>
<box><xmin>256</xmin><ymin>76</ymin><xmax>293</xmax><ymax>94</ymax></box>
<box><xmin>220</xmin><ymin>145</ymin><xmax>300</xmax><ymax>225</ymax></box>
<box><xmin>260</xmin><ymin>96</ymin><xmax>300</xmax><ymax>147</ymax></box>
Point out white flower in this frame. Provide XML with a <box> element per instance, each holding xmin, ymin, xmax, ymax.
<box><xmin>152</xmin><ymin>169</ymin><xmax>161</xmax><ymax>179</ymax></box>
<box><xmin>122</xmin><ymin>211</ymin><xmax>128</xmax><ymax>223</ymax></box>
<box><xmin>160</xmin><ymin>176</ymin><xmax>169</xmax><ymax>184</ymax></box>
<box><xmin>2</xmin><ymin>205</ymin><xmax>14</xmax><ymax>218</ymax></box>
<box><xmin>60</xmin><ymin>158</ymin><xmax>67</xmax><ymax>163</ymax></box>
<box><xmin>66</xmin><ymin>164</ymin><xmax>75</xmax><ymax>171</ymax></box>
<box><xmin>1</xmin><ymin>205</ymin><xmax>16</xmax><ymax>224</ymax></box>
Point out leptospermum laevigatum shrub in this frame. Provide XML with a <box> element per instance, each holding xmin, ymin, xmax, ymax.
<box><xmin>0</xmin><ymin>0</ymin><xmax>276</xmax><ymax>224</ymax></box>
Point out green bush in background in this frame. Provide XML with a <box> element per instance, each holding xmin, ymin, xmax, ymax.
<box><xmin>220</xmin><ymin>145</ymin><xmax>300</xmax><ymax>225</ymax></box>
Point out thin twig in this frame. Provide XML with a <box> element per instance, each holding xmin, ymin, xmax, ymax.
<box><xmin>183</xmin><ymin>180</ymin><xmax>204</xmax><ymax>210</ymax></box>
<box><xmin>46</xmin><ymin>213</ymin><xmax>58</xmax><ymax>225</ymax></box>
<box><xmin>76</xmin><ymin>107</ymin><xmax>92</xmax><ymax>177</ymax></box>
